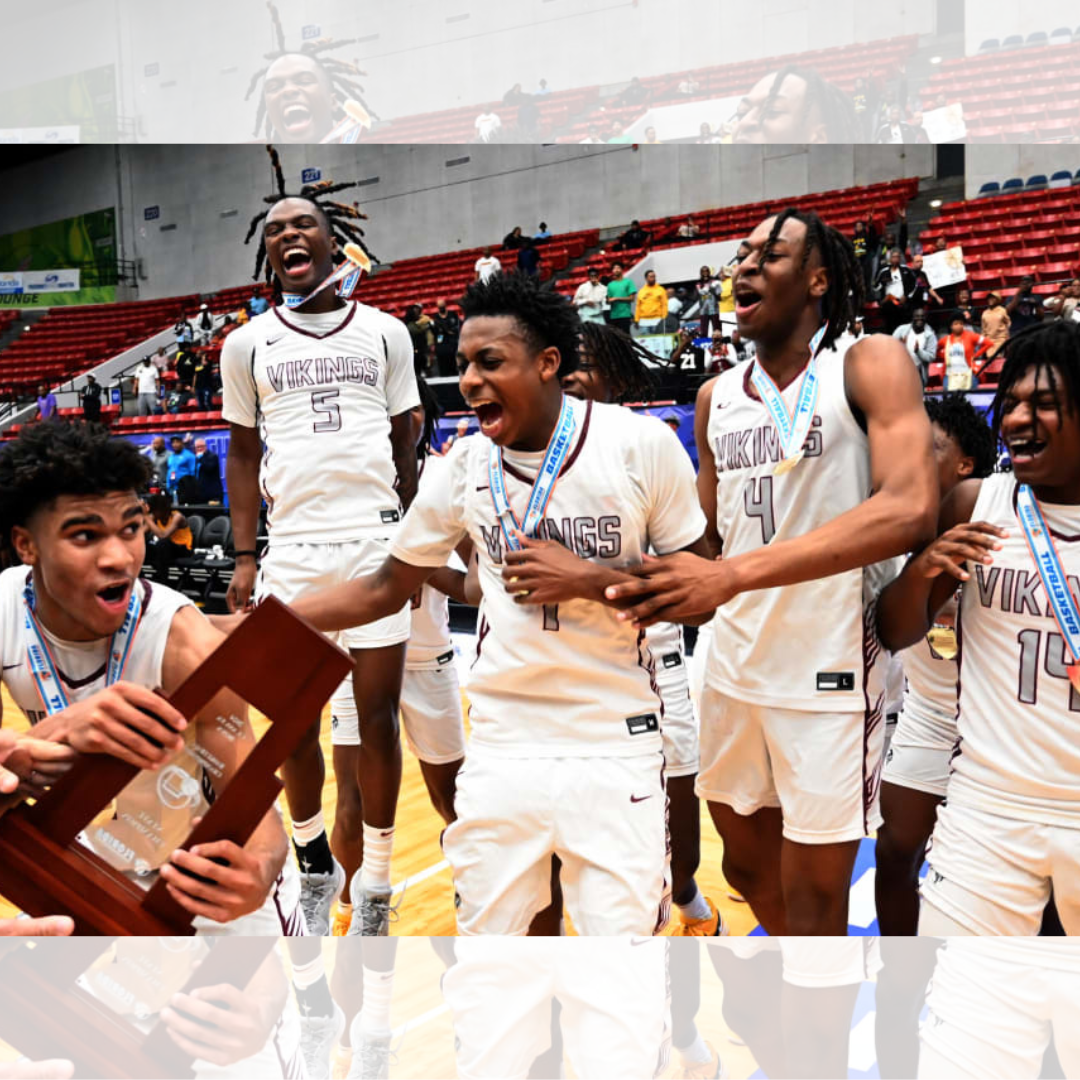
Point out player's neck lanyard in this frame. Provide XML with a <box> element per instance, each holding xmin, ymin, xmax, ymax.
<box><xmin>750</xmin><ymin>321</ymin><xmax>829</xmax><ymax>476</ymax></box>
<box><xmin>1016</xmin><ymin>484</ymin><xmax>1080</xmax><ymax>691</ymax></box>
<box><xmin>488</xmin><ymin>396</ymin><xmax>576</xmax><ymax>553</ymax></box>
<box><xmin>22</xmin><ymin>578</ymin><xmax>143</xmax><ymax>716</ymax></box>
<box><xmin>281</xmin><ymin>267</ymin><xmax>362</xmax><ymax>310</ymax></box>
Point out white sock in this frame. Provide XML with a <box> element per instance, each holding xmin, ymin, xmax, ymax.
<box><xmin>360</xmin><ymin>823</ymin><xmax>394</xmax><ymax>893</ymax></box>
<box><xmin>677</xmin><ymin>1033</ymin><xmax>712</xmax><ymax>1066</ymax></box>
<box><xmin>676</xmin><ymin>886</ymin><xmax>712</xmax><ymax>922</ymax></box>
<box><xmin>292</xmin><ymin>954</ymin><xmax>324</xmax><ymax>990</ymax></box>
<box><xmin>361</xmin><ymin>967</ymin><xmax>395</xmax><ymax>1035</ymax></box>
<box><xmin>293</xmin><ymin>810</ymin><xmax>327</xmax><ymax>845</ymax></box>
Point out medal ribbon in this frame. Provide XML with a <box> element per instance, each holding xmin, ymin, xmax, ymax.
<box><xmin>1016</xmin><ymin>484</ymin><xmax>1080</xmax><ymax>688</ymax></box>
<box><xmin>488</xmin><ymin>396</ymin><xmax>576</xmax><ymax>553</ymax></box>
<box><xmin>23</xmin><ymin>579</ymin><xmax>143</xmax><ymax>717</ymax></box>
<box><xmin>749</xmin><ymin>321</ymin><xmax>829</xmax><ymax>466</ymax></box>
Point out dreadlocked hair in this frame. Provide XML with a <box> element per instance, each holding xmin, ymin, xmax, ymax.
<box><xmin>760</xmin><ymin>66</ymin><xmax>859</xmax><ymax>142</ymax></box>
<box><xmin>0</xmin><ymin>423</ymin><xmax>151</xmax><ymax>551</ymax></box>
<box><xmin>760</xmin><ymin>207</ymin><xmax>864</xmax><ymax>348</ymax></box>
<box><xmin>246</xmin><ymin>1</ymin><xmax>378</xmax><ymax>138</ymax></box>
<box><xmin>990</xmin><ymin>320</ymin><xmax>1080</xmax><ymax>442</ymax></box>
<box><xmin>416</xmin><ymin>373</ymin><xmax>441</xmax><ymax>462</ymax></box>
<box><xmin>244</xmin><ymin>145</ymin><xmax>375</xmax><ymax>296</ymax></box>
<box><xmin>580</xmin><ymin>323</ymin><xmax>657</xmax><ymax>403</ymax></box>
<box><xmin>925</xmin><ymin>393</ymin><xmax>996</xmax><ymax>479</ymax></box>
<box><xmin>459</xmin><ymin>272</ymin><xmax>581</xmax><ymax>378</ymax></box>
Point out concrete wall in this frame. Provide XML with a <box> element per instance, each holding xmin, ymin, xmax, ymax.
<box><xmin>965</xmin><ymin>145</ymin><xmax>1080</xmax><ymax>199</ymax></box>
<box><xmin>0</xmin><ymin>143</ymin><xmax>936</xmax><ymax>301</ymax></box>
<box><xmin>0</xmin><ymin>0</ymin><xmax>936</xmax><ymax>141</ymax></box>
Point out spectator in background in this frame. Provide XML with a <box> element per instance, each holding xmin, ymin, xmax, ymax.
<box><xmin>874</xmin><ymin>248</ymin><xmax>917</xmax><ymax>333</ymax></box>
<box><xmin>980</xmin><ymin>292</ymin><xmax>1011</xmax><ymax>357</ymax></box>
<box><xmin>730</xmin><ymin>328</ymin><xmax>756</xmax><ymax>364</ymax></box>
<box><xmin>515</xmin><ymin>94</ymin><xmax>540</xmax><ymax>140</ymax></box>
<box><xmin>696</xmin><ymin>264</ymin><xmax>722</xmax><ymax>337</ymax></box>
<box><xmin>707</xmin><ymin>330</ymin><xmax>731</xmax><ymax>373</ymax></box>
<box><xmin>1007</xmin><ymin>275</ymin><xmax>1042</xmax><ymax>335</ymax></box>
<box><xmin>616</xmin><ymin>220</ymin><xmax>651</xmax><ymax>251</ymax></box>
<box><xmin>717</xmin><ymin>265</ymin><xmax>735</xmax><ymax>319</ymax></box>
<box><xmin>502</xmin><ymin>83</ymin><xmax>525</xmax><ymax>105</ymax></box>
<box><xmin>892</xmin><ymin>308</ymin><xmax>938</xmax><ymax>386</ymax></box>
<box><xmin>194</xmin><ymin>439</ymin><xmax>223</xmax><ymax>503</ymax></box>
<box><xmin>173</xmin><ymin>345</ymin><xmax>196</xmax><ymax>392</ymax></box>
<box><xmin>152</xmin><ymin>346</ymin><xmax>170</xmax><ymax>374</ymax></box>
<box><xmin>677</xmin><ymin>74</ymin><xmax>701</xmax><ymax>96</ymax></box>
<box><xmin>1044</xmin><ymin>278</ymin><xmax>1080</xmax><ymax>322</ymax></box>
<box><xmin>192</xmin><ymin>351</ymin><xmax>217</xmax><ymax>411</ymax></box>
<box><xmin>517</xmin><ymin>237</ymin><xmax>542</xmax><ymax>278</ymax></box>
<box><xmin>248</xmin><ymin>289</ymin><xmax>269</xmax><ymax>317</ymax></box>
<box><xmin>132</xmin><ymin>357</ymin><xmax>160</xmax><ymax>416</ymax></box>
<box><xmin>474</xmin><ymin>247</ymin><xmax>501</xmax><ymax>283</ymax></box>
<box><xmin>35</xmin><ymin>384</ymin><xmax>57</xmax><ymax>422</ymax></box>
<box><xmin>615</xmin><ymin>77</ymin><xmax>650</xmax><ymax>108</ymax></box>
<box><xmin>432</xmin><ymin>298</ymin><xmax>461</xmax><ymax>378</ymax></box>
<box><xmin>143</xmin><ymin>493</ymin><xmax>193</xmax><ymax>580</ymax></box>
<box><xmin>643</xmin><ymin>126</ymin><xmax>659</xmax><ymax>144</ymax></box>
<box><xmin>212</xmin><ymin>315</ymin><xmax>238</xmax><ymax>345</ymax></box>
<box><xmin>143</xmin><ymin>435</ymin><xmax>169</xmax><ymax>491</ymax></box>
<box><xmin>695</xmin><ymin>122</ymin><xmax>717</xmax><ymax>144</ymax></box>
<box><xmin>502</xmin><ymin>226</ymin><xmax>526</xmax><ymax>249</ymax></box>
<box><xmin>607</xmin><ymin>120</ymin><xmax>631</xmax><ymax>144</ymax></box>
<box><xmin>536</xmin><ymin>79</ymin><xmax>550</xmax><ymax>95</ymax></box>
<box><xmin>852</xmin><ymin>315</ymin><xmax>865</xmax><ymax>338</ymax></box>
<box><xmin>952</xmin><ymin>287</ymin><xmax>976</xmax><ymax>331</ymax></box>
<box><xmin>732</xmin><ymin>66</ymin><xmax>859</xmax><ymax>143</ymax></box>
<box><xmin>908</xmin><ymin>112</ymin><xmax>930</xmax><ymax>144</ymax></box>
<box><xmin>534</xmin><ymin>222</ymin><xmax>552</xmax><ymax>243</ymax></box>
<box><xmin>677</xmin><ymin>217</ymin><xmax>701</xmax><ymax>239</ymax></box>
<box><xmin>474</xmin><ymin>109</ymin><xmax>502</xmax><ymax>143</ymax></box>
<box><xmin>875</xmin><ymin>105</ymin><xmax>915</xmax><ymax>144</ymax></box>
<box><xmin>664</xmin><ymin>288</ymin><xmax>684</xmax><ymax>331</ymax></box>
<box><xmin>235</xmin><ymin>306</ymin><xmax>250</xmax><ymax>326</ymax></box>
<box><xmin>633</xmin><ymin>269</ymin><xmax>668</xmax><ymax>336</ymax></box>
<box><xmin>908</xmin><ymin>253</ymin><xmax>944</xmax><ymax>319</ymax></box>
<box><xmin>404</xmin><ymin>303</ymin><xmax>434</xmax><ymax>375</ymax></box>
<box><xmin>196</xmin><ymin>304</ymin><xmax>214</xmax><ymax>346</ymax></box>
<box><xmin>80</xmin><ymin>374</ymin><xmax>102</xmax><ymax>423</ymax></box>
<box><xmin>573</xmin><ymin>266</ymin><xmax>607</xmax><ymax>325</ymax></box>
<box><xmin>605</xmin><ymin>263</ymin><xmax>636</xmax><ymax>334</ymax></box>
<box><xmin>173</xmin><ymin>312</ymin><xmax>193</xmax><ymax>348</ymax></box>
<box><xmin>580</xmin><ymin>124</ymin><xmax>606</xmax><ymax>144</ymax></box>
<box><xmin>852</xmin><ymin>215</ymin><xmax>879</xmax><ymax>292</ymax></box>
<box><xmin>936</xmin><ymin>316</ymin><xmax>993</xmax><ymax>391</ymax></box>
<box><xmin>852</xmin><ymin>77</ymin><xmax>871</xmax><ymax>139</ymax></box>
<box><xmin>165</xmin><ymin>435</ymin><xmax>197</xmax><ymax>501</ymax></box>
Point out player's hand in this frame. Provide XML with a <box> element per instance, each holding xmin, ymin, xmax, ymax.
<box><xmin>911</xmin><ymin>521</ymin><xmax>1006</xmax><ymax>583</ymax></box>
<box><xmin>161</xmin><ymin>983</ymin><xmax>272</xmax><ymax>1066</ymax></box>
<box><xmin>0</xmin><ymin>1060</ymin><xmax>74</xmax><ymax>1079</ymax></box>
<box><xmin>0</xmin><ymin>737</ymin><xmax>77</xmax><ymax>798</ymax></box>
<box><xmin>501</xmin><ymin>532</ymin><xmax>635</xmax><ymax>606</ymax></box>
<box><xmin>226</xmin><ymin>560</ymin><xmax>257</xmax><ymax>613</ymax></box>
<box><xmin>0</xmin><ymin>915</ymin><xmax>74</xmax><ymax>938</ymax></box>
<box><xmin>46</xmin><ymin>682</ymin><xmax>187</xmax><ymax>769</ymax></box>
<box><xmin>604</xmin><ymin>551</ymin><xmax>731</xmax><ymax>627</ymax></box>
<box><xmin>161</xmin><ymin>839</ymin><xmax>273</xmax><ymax>924</ymax></box>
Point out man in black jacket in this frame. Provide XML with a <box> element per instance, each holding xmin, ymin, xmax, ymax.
<box><xmin>194</xmin><ymin>438</ymin><xmax>224</xmax><ymax>503</ymax></box>
<box><xmin>80</xmin><ymin>374</ymin><xmax>102</xmax><ymax>422</ymax></box>
<box><xmin>874</xmin><ymin>248</ymin><xmax>917</xmax><ymax>333</ymax></box>
<box><xmin>432</xmin><ymin>298</ymin><xmax>461</xmax><ymax>378</ymax></box>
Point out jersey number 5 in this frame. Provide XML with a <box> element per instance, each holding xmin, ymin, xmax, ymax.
<box><xmin>312</xmin><ymin>389</ymin><xmax>342</xmax><ymax>433</ymax></box>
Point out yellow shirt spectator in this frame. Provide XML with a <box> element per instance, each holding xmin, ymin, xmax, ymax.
<box><xmin>635</xmin><ymin>274</ymin><xmax>668</xmax><ymax>322</ymax></box>
<box><xmin>717</xmin><ymin>273</ymin><xmax>735</xmax><ymax>314</ymax></box>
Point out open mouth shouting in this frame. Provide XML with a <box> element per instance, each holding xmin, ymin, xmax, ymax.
<box><xmin>734</xmin><ymin>281</ymin><xmax>763</xmax><ymax>321</ymax></box>
<box><xmin>96</xmin><ymin>579</ymin><xmax>133</xmax><ymax>617</ymax></box>
<box><xmin>281</xmin><ymin>101</ymin><xmax>315</xmax><ymax>137</ymax></box>
<box><xmin>1006</xmin><ymin>434</ymin><xmax>1048</xmax><ymax>468</ymax></box>
<box><xmin>280</xmin><ymin>245</ymin><xmax>314</xmax><ymax>281</ymax></box>
<box><xmin>471</xmin><ymin>399</ymin><xmax>506</xmax><ymax>440</ymax></box>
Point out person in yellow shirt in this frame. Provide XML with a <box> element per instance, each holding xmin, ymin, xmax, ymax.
<box><xmin>717</xmin><ymin>265</ymin><xmax>735</xmax><ymax>315</ymax></box>
<box><xmin>633</xmin><ymin>269</ymin><xmax>668</xmax><ymax>336</ymax></box>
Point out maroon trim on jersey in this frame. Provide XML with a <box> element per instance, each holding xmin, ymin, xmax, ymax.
<box><xmin>861</xmin><ymin>604</ymin><xmax>885</xmax><ymax>833</ymax></box>
<box><xmin>741</xmin><ymin>357</ymin><xmax>812</xmax><ymax>401</ymax></box>
<box><xmin>501</xmin><ymin>400</ymin><xmax>593</xmax><ymax>485</ymax></box>
<box><xmin>271</xmin><ymin>300</ymin><xmax>356</xmax><ymax>340</ymax></box>
<box><xmin>1009</xmin><ymin>480</ymin><xmax>1080</xmax><ymax>542</ymax></box>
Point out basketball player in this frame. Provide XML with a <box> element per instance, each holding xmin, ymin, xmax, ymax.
<box><xmin>0</xmin><ymin>422</ymin><xmax>297</xmax><ymax>935</ymax></box>
<box><xmin>223</xmin><ymin>160</ymin><xmax>420</xmax><ymax>936</ymax></box>
<box><xmin>285</xmin><ymin>272</ymin><xmax>710</xmax><ymax>935</ymax></box>
<box><xmin>554</xmin><ymin>322</ymin><xmax>720</xmax><ymax>935</ymax></box>
<box><xmin>325</xmin><ymin>376</ymin><xmax>467</xmax><ymax>937</ymax></box>
<box><xmin>874</xmin><ymin>395</ymin><xmax>996</xmax><ymax>935</ymax></box>
<box><xmin>877</xmin><ymin>320</ymin><xmax>1080</xmax><ymax>935</ymax></box>
<box><xmin>606</xmin><ymin>209</ymin><xmax>937</xmax><ymax>935</ymax></box>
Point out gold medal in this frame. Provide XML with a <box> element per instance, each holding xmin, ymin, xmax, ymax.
<box><xmin>927</xmin><ymin>625</ymin><xmax>958</xmax><ymax>661</ymax></box>
<box><xmin>774</xmin><ymin>451</ymin><xmax>804</xmax><ymax>476</ymax></box>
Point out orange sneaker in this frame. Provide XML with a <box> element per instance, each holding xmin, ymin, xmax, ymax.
<box><xmin>332</xmin><ymin>907</ymin><xmax>352</xmax><ymax>937</ymax></box>
<box><xmin>675</xmin><ymin>897</ymin><xmax>727</xmax><ymax>937</ymax></box>
<box><xmin>330</xmin><ymin>1041</ymin><xmax>353</xmax><ymax>1080</ymax></box>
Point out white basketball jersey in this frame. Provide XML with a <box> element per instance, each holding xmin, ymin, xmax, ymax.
<box><xmin>898</xmin><ymin>595</ymin><xmax>959</xmax><ymax>732</ymax></box>
<box><xmin>952</xmin><ymin>473</ymin><xmax>1080</xmax><ymax>827</ymax></box>
<box><xmin>391</xmin><ymin>398</ymin><xmax>707</xmax><ymax>757</ymax></box>
<box><xmin>220</xmin><ymin>301</ymin><xmax>420</xmax><ymax>543</ymax></box>
<box><xmin>704</xmin><ymin>337</ymin><xmax>894</xmax><ymax>710</ymax></box>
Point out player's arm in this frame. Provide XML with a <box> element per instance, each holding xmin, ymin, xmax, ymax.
<box><xmin>224</xmin><ymin>423</ymin><xmax>262</xmax><ymax>611</ymax></box>
<box><xmin>694</xmin><ymin>376</ymin><xmax>723</xmax><ymax>559</ymax></box>
<box><xmin>876</xmin><ymin>479</ymin><xmax>1006</xmax><ymax>651</ymax></box>
<box><xmin>155</xmin><ymin>607</ymin><xmax>286</xmax><ymax>923</ymax></box>
<box><xmin>606</xmin><ymin>337</ymin><xmax>938</xmax><ymax>626</ymax></box>
<box><xmin>390</xmin><ymin>409</ymin><xmax>420</xmax><ymax>511</ymax></box>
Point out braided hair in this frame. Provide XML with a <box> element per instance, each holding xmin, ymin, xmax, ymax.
<box><xmin>246</xmin><ymin>1</ymin><xmax>377</xmax><ymax>139</ymax></box>
<box><xmin>244</xmin><ymin>145</ymin><xmax>375</xmax><ymax>297</ymax></box>
<box><xmin>990</xmin><ymin>320</ymin><xmax>1080</xmax><ymax>442</ymax></box>
<box><xmin>415</xmin><ymin>373</ymin><xmax>442</xmax><ymax>462</ymax></box>
<box><xmin>580</xmin><ymin>323</ymin><xmax>657</xmax><ymax>403</ymax></box>
<box><xmin>758</xmin><ymin>66</ymin><xmax>859</xmax><ymax>143</ymax></box>
<box><xmin>760</xmin><ymin>207</ymin><xmax>864</xmax><ymax>349</ymax></box>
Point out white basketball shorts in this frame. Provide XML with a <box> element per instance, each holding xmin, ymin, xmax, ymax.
<box><xmin>443</xmin><ymin>752</ymin><xmax>669</xmax><ymax>936</ymax></box>
<box><xmin>881</xmin><ymin>704</ymin><xmax>957</xmax><ymax>799</ymax></box>
<box><xmin>696</xmin><ymin>687</ymin><xmax>885</xmax><ymax>844</ymax></box>
<box><xmin>256</xmin><ymin>538</ymin><xmax>410</xmax><ymax>650</ymax></box>
<box><xmin>654</xmin><ymin>649</ymin><xmax>699</xmax><ymax>778</ymax></box>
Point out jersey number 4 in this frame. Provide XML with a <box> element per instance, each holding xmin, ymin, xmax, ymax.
<box><xmin>1017</xmin><ymin>629</ymin><xmax>1080</xmax><ymax>711</ymax></box>
<box><xmin>312</xmin><ymin>389</ymin><xmax>342</xmax><ymax>433</ymax></box>
<box><xmin>744</xmin><ymin>476</ymin><xmax>776</xmax><ymax>544</ymax></box>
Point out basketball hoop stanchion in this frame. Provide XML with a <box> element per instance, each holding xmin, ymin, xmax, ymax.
<box><xmin>0</xmin><ymin>596</ymin><xmax>353</xmax><ymax>935</ymax></box>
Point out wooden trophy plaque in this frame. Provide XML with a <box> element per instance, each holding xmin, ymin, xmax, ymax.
<box><xmin>0</xmin><ymin>935</ymin><xmax>277</xmax><ymax>1079</ymax></box>
<box><xmin>0</xmin><ymin>596</ymin><xmax>353</xmax><ymax>935</ymax></box>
